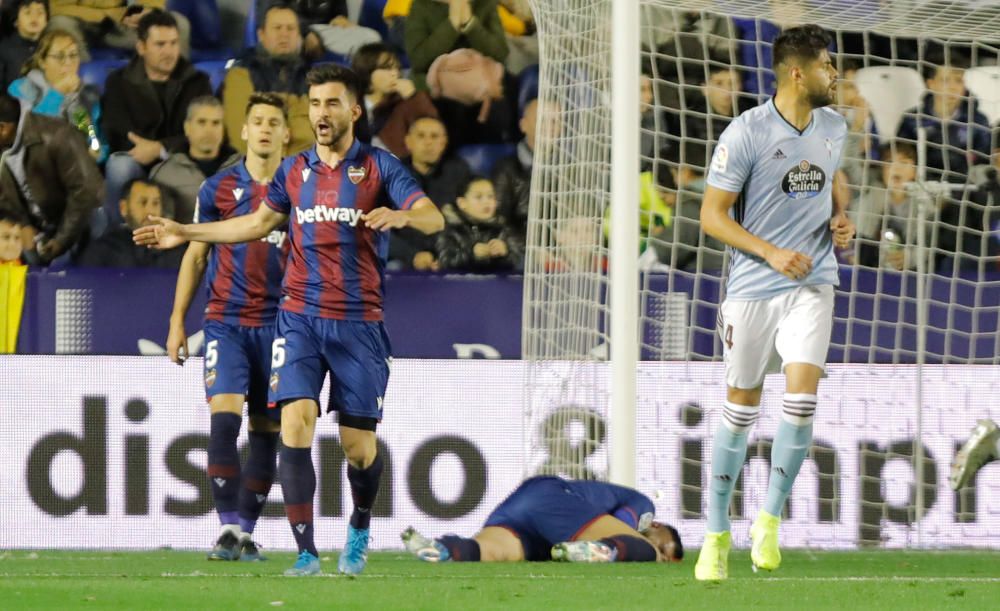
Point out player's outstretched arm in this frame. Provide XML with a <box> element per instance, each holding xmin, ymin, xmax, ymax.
<box><xmin>134</xmin><ymin>204</ymin><xmax>289</xmax><ymax>249</ymax></box>
<box><xmin>166</xmin><ymin>241</ymin><xmax>212</xmax><ymax>366</ymax></box>
<box><xmin>364</xmin><ymin>198</ymin><xmax>445</xmax><ymax>235</ymax></box>
<box><xmin>701</xmin><ymin>185</ymin><xmax>812</xmax><ymax>280</ymax></box>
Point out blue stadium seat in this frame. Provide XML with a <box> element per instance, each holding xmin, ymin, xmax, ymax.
<box><xmin>167</xmin><ymin>0</ymin><xmax>222</xmax><ymax>50</ymax></box>
<box><xmin>244</xmin><ymin>0</ymin><xmax>258</xmax><ymax>50</ymax></box>
<box><xmin>359</xmin><ymin>0</ymin><xmax>389</xmax><ymax>39</ymax></box>
<box><xmin>456</xmin><ymin>143</ymin><xmax>517</xmax><ymax>177</ymax></box>
<box><xmin>195</xmin><ymin>59</ymin><xmax>233</xmax><ymax>94</ymax></box>
<box><xmin>79</xmin><ymin>59</ymin><xmax>128</xmax><ymax>94</ymax></box>
<box><xmin>518</xmin><ymin>64</ymin><xmax>539</xmax><ymax>115</ymax></box>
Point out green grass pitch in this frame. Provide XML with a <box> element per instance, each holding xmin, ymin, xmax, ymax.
<box><xmin>0</xmin><ymin>550</ymin><xmax>997</xmax><ymax>610</ymax></box>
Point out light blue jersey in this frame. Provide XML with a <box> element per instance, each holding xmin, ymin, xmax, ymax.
<box><xmin>706</xmin><ymin>99</ymin><xmax>847</xmax><ymax>300</ymax></box>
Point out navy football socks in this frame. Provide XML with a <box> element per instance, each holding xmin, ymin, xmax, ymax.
<box><xmin>347</xmin><ymin>452</ymin><xmax>384</xmax><ymax>530</ymax></box>
<box><xmin>207</xmin><ymin>412</ymin><xmax>242</xmax><ymax>525</ymax></box>
<box><xmin>238</xmin><ymin>430</ymin><xmax>279</xmax><ymax>534</ymax></box>
<box><xmin>437</xmin><ymin>535</ymin><xmax>481</xmax><ymax>562</ymax></box>
<box><xmin>280</xmin><ymin>445</ymin><xmax>318</xmax><ymax>557</ymax></box>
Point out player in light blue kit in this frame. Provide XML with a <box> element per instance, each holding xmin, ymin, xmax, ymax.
<box><xmin>693</xmin><ymin>25</ymin><xmax>855</xmax><ymax>581</ymax></box>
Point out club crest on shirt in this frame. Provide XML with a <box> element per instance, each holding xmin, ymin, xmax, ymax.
<box><xmin>205</xmin><ymin>368</ymin><xmax>217</xmax><ymax>388</ymax></box>
<box><xmin>347</xmin><ymin>166</ymin><xmax>367</xmax><ymax>184</ymax></box>
<box><xmin>781</xmin><ymin>160</ymin><xmax>827</xmax><ymax>200</ymax></box>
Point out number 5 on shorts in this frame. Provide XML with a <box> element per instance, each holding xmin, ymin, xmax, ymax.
<box><xmin>271</xmin><ymin>337</ymin><xmax>286</xmax><ymax>368</ymax></box>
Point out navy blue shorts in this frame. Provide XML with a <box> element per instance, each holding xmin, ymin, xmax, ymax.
<box><xmin>202</xmin><ymin>320</ymin><xmax>275</xmax><ymax>416</ymax></box>
<box><xmin>483</xmin><ymin>476</ymin><xmax>607</xmax><ymax>561</ymax></box>
<box><xmin>267</xmin><ymin>310</ymin><xmax>392</xmax><ymax>422</ymax></box>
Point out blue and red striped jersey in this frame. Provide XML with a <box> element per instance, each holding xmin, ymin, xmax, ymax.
<box><xmin>197</xmin><ymin>160</ymin><xmax>289</xmax><ymax>327</ymax></box>
<box><xmin>264</xmin><ymin>140</ymin><xmax>426</xmax><ymax>321</ymax></box>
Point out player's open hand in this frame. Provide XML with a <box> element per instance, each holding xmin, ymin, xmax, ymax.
<box><xmin>765</xmin><ymin>246</ymin><xmax>812</xmax><ymax>280</ymax></box>
<box><xmin>166</xmin><ymin>322</ymin><xmax>188</xmax><ymax>366</ymax></box>
<box><xmin>363</xmin><ymin>208</ymin><xmax>408</xmax><ymax>231</ymax></box>
<box><xmin>829</xmin><ymin>213</ymin><xmax>855</xmax><ymax>249</ymax></box>
<box><xmin>133</xmin><ymin>216</ymin><xmax>188</xmax><ymax>250</ymax></box>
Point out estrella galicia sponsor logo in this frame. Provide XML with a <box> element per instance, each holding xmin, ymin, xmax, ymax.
<box><xmin>295</xmin><ymin>205</ymin><xmax>363</xmax><ymax>226</ymax></box>
<box><xmin>781</xmin><ymin>159</ymin><xmax>826</xmax><ymax>200</ymax></box>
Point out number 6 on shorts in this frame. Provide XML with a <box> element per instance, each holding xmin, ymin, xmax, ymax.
<box><xmin>271</xmin><ymin>337</ymin><xmax>286</xmax><ymax>368</ymax></box>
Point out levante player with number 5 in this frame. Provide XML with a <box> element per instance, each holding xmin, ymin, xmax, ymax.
<box><xmin>694</xmin><ymin>25</ymin><xmax>855</xmax><ymax>581</ymax></box>
<box><xmin>135</xmin><ymin>64</ymin><xmax>445</xmax><ymax>576</ymax></box>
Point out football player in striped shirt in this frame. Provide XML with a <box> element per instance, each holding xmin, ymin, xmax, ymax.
<box><xmin>137</xmin><ymin>64</ymin><xmax>445</xmax><ymax>576</ymax></box>
<box><xmin>166</xmin><ymin>92</ymin><xmax>292</xmax><ymax>562</ymax></box>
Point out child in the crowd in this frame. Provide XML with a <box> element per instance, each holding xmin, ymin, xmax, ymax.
<box><xmin>0</xmin><ymin>210</ymin><xmax>25</xmax><ymax>264</ymax></box>
<box><xmin>436</xmin><ymin>176</ymin><xmax>523</xmax><ymax>272</ymax></box>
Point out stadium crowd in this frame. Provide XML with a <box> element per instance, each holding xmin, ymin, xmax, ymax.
<box><xmin>0</xmin><ymin>0</ymin><xmax>997</xmax><ymax>276</ymax></box>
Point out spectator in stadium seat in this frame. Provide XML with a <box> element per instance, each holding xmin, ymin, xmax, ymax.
<box><xmin>0</xmin><ymin>91</ymin><xmax>103</xmax><ymax>265</ymax></box>
<box><xmin>0</xmin><ymin>0</ymin><xmax>48</xmax><ymax>91</ymax></box>
<box><xmin>897</xmin><ymin>51</ymin><xmax>992</xmax><ymax>183</ymax></box>
<box><xmin>8</xmin><ymin>28</ymin><xmax>108</xmax><ymax>162</ymax></box>
<box><xmin>388</xmin><ymin>115</ymin><xmax>470</xmax><ymax>270</ymax></box>
<box><xmin>492</xmin><ymin>97</ymin><xmax>556</xmax><ymax>234</ymax></box>
<box><xmin>149</xmin><ymin>96</ymin><xmax>238</xmax><ymax>224</ymax></box>
<box><xmin>0</xmin><ymin>209</ymin><xmax>26</xmax><ymax>264</ymax></box>
<box><xmin>77</xmin><ymin>178</ymin><xmax>183</xmax><ymax>268</ymax></box>
<box><xmin>48</xmin><ymin>0</ymin><xmax>190</xmax><ymax>58</ymax></box>
<box><xmin>382</xmin><ymin>0</ymin><xmax>411</xmax><ymax>54</ymax></box>
<box><xmin>436</xmin><ymin>175</ymin><xmax>523</xmax><ymax>272</ymax></box>
<box><xmin>100</xmin><ymin>10</ymin><xmax>211</xmax><ymax>224</ymax></box>
<box><xmin>405</xmin><ymin>0</ymin><xmax>508</xmax><ymax>93</ymax></box>
<box><xmin>224</xmin><ymin>3</ymin><xmax>312</xmax><ymax>156</ymax></box>
<box><xmin>851</xmin><ymin>142</ymin><xmax>937</xmax><ymax>270</ymax></box>
<box><xmin>256</xmin><ymin>0</ymin><xmax>381</xmax><ymax>61</ymax></box>
<box><xmin>668</xmin><ymin>65</ymin><xmax>753</xmax><ymax>156</ymax></box>
<box><xmin>351</xmin><ymin>42</ymin><xmax>439</xmax><ymax>158</ymax></box>
<box><xmin>643</xmin><ymin>6</ymin><xmax>737</xmax><ymax>61</ymax></box>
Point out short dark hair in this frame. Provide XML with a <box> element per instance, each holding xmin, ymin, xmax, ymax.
<box><xmin>406</xmin><ymin>115</ymin><xmax>444</xmax><ymax>134</ymax></box>
<box><xmin>0</xmin><ymin>208</ymin><xmax>24</xmax><ymax>227</ymax></box>
<box><xmin>0</xmin><ymin>93</ymin><xmax>21</xmax><ymax>124</ymax></box>
<box><xmin>246</xmin><ymin>91</ymin><xmax>288</xmax><ymax>122</ymax></box>
<box><xmin>137</xmin><ymin>9</ymin><xmax>178</xmax><ymax>42</ymax></box>
<box><xmin>922</xmin><ymin>50</ymin><xmax>971</xmax><ymax>82</ymax></box>
<box><xmin>878</xmin><ymin>141</ymin><xmax>918</xmax><ymax>163</ymax></box>
<box><xmin>664</xmin><ymin>524</ymin><xmax>683</xmax><ymax>561</ymax></box>
<box><xmin>121</xmin><ymin>178</ymin><xmax>160</xmax><ymax>202</ymax></box>
<box><xmin>260</xmin><ymin>1</ymin><xmax>299</xmax><ymax>29</ymax></box>
<box><xmin>773</xmin><ymin>24</ymin><xmax>832</xmax><ymax>72</ymax></box>
<box><xmin>13</xmin><ymin>0</ymin><xmax>49</xmax><ymax>18</ymax></box>
<box><xmin>458</xmin><ymin>175</ymin><xmax>492</xmax><ymax>197</ymax></box>
<box><xmin>306</xmin><ymin>64</ymin><xmax>362</xmax><ymax>101</ymax></box>
<box><xmin>351</xmin><ymin>43</ymin><xmax>400</xmax><ymax>94</ymax></box>
<box><xmin>185</xmin><ymin>95</ymin><xmax>222</xmax><ymax>121</ymax></box>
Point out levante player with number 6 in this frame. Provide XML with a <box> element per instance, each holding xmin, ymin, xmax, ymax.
<box><xmin>136</xmin><ymin>64</ymin><xmax>444</xmax><ymax>576</ymax></box>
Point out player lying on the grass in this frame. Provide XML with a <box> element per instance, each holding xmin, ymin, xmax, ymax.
<box><xmin>950</xmin><ymin>419</ymin><xmax>1000</xmax><ymax>490</ymax></box>
<box><xmin>401</xmin><ymin>476</ymin><xmax>683</xmax><ymax>563</ymax></box>
<box><xmin>166</xmin><ymin>93</ymin><xmax>292</xmax><ymax>562</ymax></box>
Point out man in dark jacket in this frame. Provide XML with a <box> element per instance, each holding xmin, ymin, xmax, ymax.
<box><xmin>897</xmin><ymin>52</ymin><xmax>992</xmax><ymax>183</ymax></box>
<box><xmin>492</xmin><ymin>97</ymin><xmax>545</xmax><ymax>238</ymax></box>
<box><xmin>0</xmin><ymin>92</ymin><xmax>103</xmax><ymax>265</ymax></box>
<box><xmin>77</xmin><ymin>178</ymin><xmax>182</xmax><ymax>268</ymax></box>
<box><xmin>389</xmin><ymin>116</ymin><xmax>469</xmax><ymax>270</ymax></box>
<box><xmin>256</xmin><ymin>0</ymin><xmax>380</xmax><ymax>60</ymax></box>
<box><xmin>100</xmin><ymin>9</ymin><xmax>211</xmax><ymax>224</ymax></box>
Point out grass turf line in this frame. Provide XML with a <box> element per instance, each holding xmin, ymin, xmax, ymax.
<box><xmin>0</xmin><ymin>550</ymin><xmax>996</xmax><ymax>610</ymax></box>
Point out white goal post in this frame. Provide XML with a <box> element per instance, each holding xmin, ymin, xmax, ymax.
<box><xmin>523</xmin><ymin>0</ymin><xmax>1000</xmax><ymax>549</ymax></box>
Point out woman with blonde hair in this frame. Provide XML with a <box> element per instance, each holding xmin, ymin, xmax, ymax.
<box><xmin>7</xmin><ymin>27</ymin><xmax>106</xmax><ymax>161</ymax></box>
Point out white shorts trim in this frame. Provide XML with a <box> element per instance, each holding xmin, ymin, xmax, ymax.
<box><xmin>718</xmin><ymin>284</ymin><xmax>834</xmax><ymax>389</ymax></box>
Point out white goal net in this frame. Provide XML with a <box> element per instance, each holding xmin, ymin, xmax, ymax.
<box><xmin>523</xmin><ymin>0</ymin><xmax>1000</xmax><ymax>549</ymax></box>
